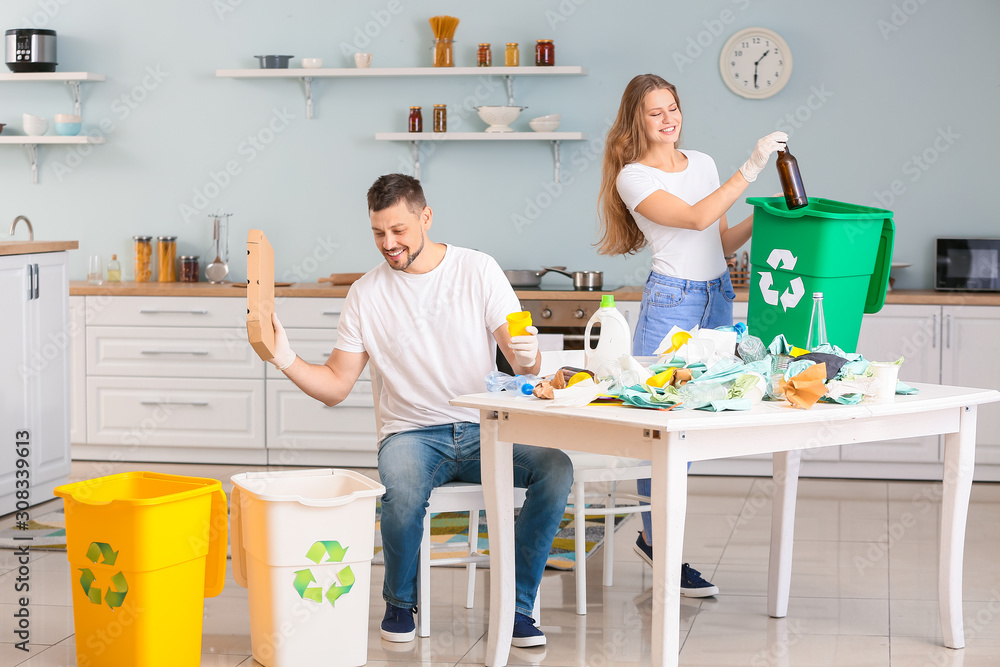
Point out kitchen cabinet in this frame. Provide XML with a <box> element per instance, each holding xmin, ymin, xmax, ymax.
<box><xmin>69</xmin><ymin>296</ymin><xmax>86</xmax><ymax>444</ymax></box>
<box><xmin>0</xmin><ymin>251</ymin><xmax>71</xmax><ymax>515</ymax></box>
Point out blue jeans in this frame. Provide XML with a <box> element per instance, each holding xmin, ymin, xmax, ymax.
<box><xmin>633</xmin><ymin>270</ymin><xmax>735</xmax><ymax>540</ymax></box>
<box><xmin>377</xmin><ymin>423</ymin><xmax>574</xmax><ymax>617</ymax></box>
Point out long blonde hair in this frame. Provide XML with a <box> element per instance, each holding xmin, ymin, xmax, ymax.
<box><xmin>597</xmin><ymin>74</ymin><xmax>682</xmax><ymax>256</ymax></box>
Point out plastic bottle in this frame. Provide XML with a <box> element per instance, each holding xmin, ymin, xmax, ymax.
<box><xmin>737</xmin><ymin>334</ymin><xmax>767</xmax><ymax>363</ymax></box>
<box><xmin>806</xmin><ymin>292</ymin><xmax>828</xmax><ymax>349</ymax></box>
<box><xmin>106</xmin><ymin>254</ymin><xmax>121</xmax><ymax>282</ymax></box>
<box><xmin>583</xmin><ymin>295</ymin><xmax>632</xmax><ymax>376</ymax></box>
<box><xmin>677</xmin><ymin>382</ymin><xmax>728</xmax><ymax>409</ymax></box>
<box><xmin>776</xmin><ymin>144</ymin><xmax>808</xmax><ymax>210</ymax></box>
<box><xmin>485</xmin><ymin>371</ymin><xmax>539</xmax><ymax>395</ymax></box>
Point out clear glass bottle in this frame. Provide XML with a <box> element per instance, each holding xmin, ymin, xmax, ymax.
<box><xmin>106</xmin><ymin>254</ymin><xmax>121</xmax><ymax>282</ymax></box>
<box><xmin>806</xmin><ymin>292</ymin><xmax>828</xmax><ymax>349</ymax></box>
<box><xmin>776</xmin><ymin>143</ymin><xmax>808</xmax><ymax>209</ymax></box>
<box><xmin>505</xmin><ymin>42</ymin><xmax>519</xmax><ymax>67</ymax></box>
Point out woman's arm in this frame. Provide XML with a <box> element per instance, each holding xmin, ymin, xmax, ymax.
<box><xmin>720</xmin><ymin>212</ymin><xmax>753</xmax><ymax>256</ymax></box>
<box><xmin>635</xmin><ymin>171</ymin><xmax>749</xmax><ymax>232</ymax></box>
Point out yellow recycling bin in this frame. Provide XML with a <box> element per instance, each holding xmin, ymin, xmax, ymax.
<box><xmin>54</xmin><ymin>472</ymin><xmax>228</xmax><ymax>667</ymax></box>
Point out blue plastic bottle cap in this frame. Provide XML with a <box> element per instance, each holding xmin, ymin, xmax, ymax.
<box><xmin>600</xmin><ymin>294</ymin><xmax>615</xmax><ymax>308</ymax></box>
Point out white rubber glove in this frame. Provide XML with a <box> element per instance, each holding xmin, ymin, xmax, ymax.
<box><xmin>267</xmin><ymin>312</ymin><xmax>297</xmax><ymax>371</ymax></box>
<box><xmin>739</xmin><ymin>131</ymin><xmax>788</xmax><ymax>183</ymax></box>
<box><xmin>509</xmin><ymin>325</ymin><xmax>539</xmax><ymax>368</ymax></box>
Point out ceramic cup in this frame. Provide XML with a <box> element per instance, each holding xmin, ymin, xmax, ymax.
<box><xmin>354</xmin><ymin>52</ymin><xmax>373</xmax><ymax>68</ymax></box>
<box><xmin>22</xmin><ymin>113</ymin><xmax>48</xmax><ymax>136</ymax></box>
<box><xmin>868</xmin><ymin>361</ymin><xmax>900</xmax><ymax>403</ymax></box>
<box><xmin>301</xmin><ymin>58</ymin><xmax>323</xmax><ymax>69</ymax></box>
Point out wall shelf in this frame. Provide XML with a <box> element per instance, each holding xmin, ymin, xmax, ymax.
<box><xmin>374</xmin><ymin>132</ymin><xmax>587</xmax><ymax>182</ymax></box>
<box><xmin>0</xmin><ymin>72</ymin><xmax>106</xmax><ymax>116</ymax></box>
<box><xmin>216</xmin><ymin>66</ymin><xmax>587</xmax><ymax>118</ymax></box>
<box><xmin>0</xmin><ymin>136</ymin><xmax>106</xmax><ymax>184</ymax></box>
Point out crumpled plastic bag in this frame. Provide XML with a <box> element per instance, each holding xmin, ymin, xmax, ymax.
<box><xmin>780</xmin><ymin>363</ymin><xmax>828</xmax><ymax>409</ymax></box>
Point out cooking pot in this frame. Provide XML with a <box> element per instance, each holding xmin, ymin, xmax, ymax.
<box><xmin>543</xmin><ymin>267</ymin><xmax>603</xmax><ymax>290</ymax></box>
<box><xmin>503</xmin><ymin>266</ymin><xmax>564</xmax><ymax>288</ymax></box>
<box><xmin>5</xmin><ymin>29</ymin><xmax>57</xmax><ymax>73</ymax></box>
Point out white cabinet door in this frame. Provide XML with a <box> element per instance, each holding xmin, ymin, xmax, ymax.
<box><xmin>69</xmin><ymin>296</ymin><xmax>87</xmax><ymax>444</ymax></box>
<box><xmin>0</xmin><ymin>255</ymin><xmax>30</xmax><ymax>512</ymax></box>
<box><xmin>941</xmin><ymin>305</ymin><xmax>1000</xmax><ymax>465</ymax></box>
<box><xmin>266</xmin><ymin>378</ymin><xmax>377</xmax><ymax>457</ymax></box>
<box><xmin>86</xmin><ymin>295</ymin><xmax>245</xmax><ymax>327</ymax></box>
<box><xmin>841</xmin><ymin>305</ymin><xmax>942</xmax><ymax>463</ymax></box>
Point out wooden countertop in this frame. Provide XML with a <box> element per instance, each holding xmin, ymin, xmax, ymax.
<box><xmin>68</xmin><ymin>281</ymin><xmax>1000</xmax><ymax>306</ymax></box>
<box><xmin>0</xmin><ymin>240</ymin><xmax>79</xmax><ymax>256</ymax></box>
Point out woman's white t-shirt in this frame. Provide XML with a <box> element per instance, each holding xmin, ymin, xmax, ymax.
<box><xmin>616</xmin><ymin>149</ymin><xmax>729</xmax><ymax>281</ymax></box>
<box><xmin>334</xmin><ymin>244</ymin><xmax>520</xmax><ymax>442</ymax></box>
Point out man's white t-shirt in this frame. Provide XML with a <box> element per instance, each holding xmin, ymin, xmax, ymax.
<box><xmin>334</xmin><ymin>244</ymin><xmax>520</xmax><ymax>442</ymax></box>
<box><xmin>616</xmin><ymin>149</ymin><xmax>729</xmax><ymax>281</ymax></box>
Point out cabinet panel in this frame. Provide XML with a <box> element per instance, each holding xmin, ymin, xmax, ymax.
<box><xmin>264</xmin><ymin>328</ymin><xmax>370</xmax><ymax>381</ymax></box>
<box><xmin>274</xmin><ymin>297</ymin><xmax>345</xmax><ymax>329</ymax></box>
<box><xmin>941</xmin><ymin>305</ymin><xmax>1000</xmax><ymax>465</ymax></box>
<box><xmin>87</xmin><ymin>377</ymin><xmax>265</xmax><ymax>449</ymax></box>
<box><xmin>87</xmin><ymin>326</ymin><xmax>265</xmax><ymax>379</ymax></box>
<box><xmin>70</xmin><ymin>296</ymin><xmax>86</xmax><ymax>443</ymax></box>
<box><xmin>0</xmin><ymin>255</ymin><xmax>30</xmax><ymax>508</ymax></box>
<box><xmin>266</xmin><ymin>378</ymin><xmax>377</xmax><ymax>454</ymax></box>
<box><xmin>85</xmin><ymin>295</ymin><xmax>245</xmax><ymax>327</ymax></box>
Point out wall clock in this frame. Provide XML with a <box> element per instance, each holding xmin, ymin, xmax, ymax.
<box><xmin>719</xmin><ymin>27</ymin><xmax>792</xmax><ymax>99</ymax></box>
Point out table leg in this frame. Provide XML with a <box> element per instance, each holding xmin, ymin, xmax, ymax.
<box><xmin>768</xmin><ymin>449</ymin><xmax>802</xmax><ymax>618</ymax></box>
<box><xmin>650</xmin><ymin>440</ymin><xmax>688</xmax><ymax>667</ymax></box>
<box><xmin>479</xmin><ymin>412</ymin><xmax>516</xmax><ymax>667</ymax></box>
<box><xmin>940</xmin><ymin>405</ymin><xmax>976</xmax><ymax>650</ymax></box>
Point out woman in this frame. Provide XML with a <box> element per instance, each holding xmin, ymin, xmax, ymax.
<box><xmin>598</xmin><ymin>73</ymin><xmax>786</xmax><ymax>596</ymax></box>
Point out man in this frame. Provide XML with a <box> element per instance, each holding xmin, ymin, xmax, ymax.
<box><xmin>267</xmin><ymin>173</ymin><xmax>573</xmax><ymax>648</ymax></box>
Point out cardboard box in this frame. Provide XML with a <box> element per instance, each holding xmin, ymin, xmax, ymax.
<box><xmin>247</xmin><ymin>230</ymin><xmax>275</xmax><ymax>361</ymax></box>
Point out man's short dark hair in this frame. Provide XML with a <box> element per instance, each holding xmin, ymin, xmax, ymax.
<box><xmin>367</xmin><ymin>173</ymin><xmax>427</xmax><ymax>214</ymax></box>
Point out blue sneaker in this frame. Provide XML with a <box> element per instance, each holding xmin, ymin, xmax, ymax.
<box><xmin>380</xmin><ymin>603</ymin><xmax>415</xmax><ymax>642</ymax></box>
<box><xmin>511</xmin><ymin>612</ymin><xmax>546</xmax><ymax>648</ymax></box>
<box><xmin>633</xmin><ymin>532</ymin><xmax>720</xmax><ymax>597</ymax></box>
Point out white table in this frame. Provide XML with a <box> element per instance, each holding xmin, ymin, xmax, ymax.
<box><xmin>451</xmin><ymin>383</ymin><xmax>1000</xmax><ymax>667</ymax></box>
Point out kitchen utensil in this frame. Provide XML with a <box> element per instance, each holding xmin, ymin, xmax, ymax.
<box><xmin>301</xmin><ymin>57</ymin><xmax>323</xmax><ymax>68</ymax></box>
<box><xmin>22</xmin><ymin>113</ymin><xmax>48</xmax><ymax>136</ymax></box>
<box><xmin>543</xmin><ymin>267</ymin><xmax>604</xmax><ymax>290</ymax></box>
<box><xmin>319</xmin><ymin>272</ymin><xmax>366</xmax><ymax>285</ymax></box>
<box><xmin>528</xmin><ymin>114</ymin><xmax>561</xmax><ymax>132</ymax></box>
<box><xmin>254</xmin><ymin>55</ymin><xmax>293</xmax><ymax>69</ymax></box>
<box><xmin>205</xmin><ymin>214</ymin><xmax>230</xmax><ymax>283</ymax></box>
<box><xmin>474</xmin><ymin>106</ymin><xmax>527</xmax><ymax>133</ymax></box>
<box><xmin>354</xmin><ymin>53</ymin><xmax>372</xmax><ymax>68</ymax></box>
<box><xmin>5</xmin><ymin>28</ymin><xmax>57</xmax><ymax>73</ymax></box>
<box><xmin>503</xmin><ymin>267</ymin><xmax>563</xmax><ymax>288</ymax></box>
<box><xmin>54</xmin><ymin>113</ymin><xmax>81</xmax><ymax>136</ymax></box>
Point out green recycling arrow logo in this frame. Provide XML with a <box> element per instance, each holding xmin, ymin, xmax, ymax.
<box><xmin>79</xmin><ymin>542</ymin><xmax>128</xmax><ymax>609</ymax></box>
<box><xmin>292</xmin><ymin>541</ymin><xmax>354</xmax><ymax>607</ymax></box>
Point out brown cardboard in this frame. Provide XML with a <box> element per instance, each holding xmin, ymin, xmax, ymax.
<box><xmin>246</xmin><ymin>229</ymin><xmax>276</xmax><ymax>361</ymax></box>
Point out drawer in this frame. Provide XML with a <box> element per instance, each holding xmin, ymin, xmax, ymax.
<box><xmin>86</xmin><ymin>296</ymin><xmax>246</xmax><ymax>327</ymax></box>
<box><xmin>265</xmin><ymin>378</ymin><xmax>377</xmax><ymax>452</ymax></box>
<box><xmin>86</xmin><ymin>377</ymin><xmax>265</xmax><ymax>449</ymax></box>
<box><xmin>274</xmin><ymin>297</ymin><xmax>345</xmax><ymax>329</ymax></box>
<box><xmin>87</xmin><ymin>326</ymin><xmax>265</xmax><ymax>379</ymax></box>
<box><xmin>265</xmin><ymin>328</ymin><xmax>370</xmax><ymax>381</ymax></box>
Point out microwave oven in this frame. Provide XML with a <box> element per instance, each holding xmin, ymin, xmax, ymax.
<box><xmin>935</xmin><ymin>238</ymin><xmax>1000</xmax><ymax>291</ymax></box>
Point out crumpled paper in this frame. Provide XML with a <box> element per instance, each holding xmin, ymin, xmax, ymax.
<box><xmin>780</xmin><ymin>363</ymin><xmax>828</xmax><ymax>409</ymax></box>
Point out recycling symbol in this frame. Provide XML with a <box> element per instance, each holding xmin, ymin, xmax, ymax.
<box><xmin>758</xmin><ymin>248</ymin><xmax>805</xmax><ymax>312</ymax></box>
<box><xmin>78</xmin><ymin>542</ymin><xmax>128</xmax><ymax>609</ymax></box>
<box><xmin>293</xmin><ymin>541</ymin><xmax>354</xmax><ymax>607</ymax></box>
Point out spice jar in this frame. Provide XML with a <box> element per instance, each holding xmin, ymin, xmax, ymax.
<box><xmin>133</xmin><ymin>236</ymin><xmax>152</xmax><ymax>282</ymax></box>
<box><xmin>180</xmin><ymin>256</ymin><xmax>199</xmax><ymax>283</ymax></box>
<box><xmin>477</xmin><ymin>43</ymin><xmax>491</xmax><ymax>67</ymax></box>
<box><xmin>157</xmin><ymin>236</ymin><xmax>177</xmax><ymax>282</ymax></box>
<box><xmin>433</xmin><ymin>104</ymin><xmax>447</xmax><ymax>132</ymax></box>
<box><xmin>535</xmin><ymin>39</ymin><xmax>555</xmax><ymax>66</ymax></box>
<box><xmin>408</xmin><ymin>106</ymin><xmax>423</xmax><ymax>132</ymax></box>
<box><xmin>505</xmin><ymin>43</ymin><xmax>519</xmax><ymax>67</ymax></box>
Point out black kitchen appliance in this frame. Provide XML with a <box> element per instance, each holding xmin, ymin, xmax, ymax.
<box><xmin>935</xmin><ymin>238</ymin><xmax>1000</xmax><ymax>291</ymax></box>
<box><xmin>5</xmin><ymin>28</ymin><xmax>57</xmax><ymax>73</ymax></box>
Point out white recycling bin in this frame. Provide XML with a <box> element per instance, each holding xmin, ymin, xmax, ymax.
<box><xmin>230</xmin><ymin>469</ymin><xmax>385</xmax><ymax>667</ymax></box>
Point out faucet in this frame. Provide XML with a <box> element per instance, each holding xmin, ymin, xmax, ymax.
<box><xmin>9</xmin><ymin>216</ymin><xmax>33</xmax><ymax>242</ymax></box>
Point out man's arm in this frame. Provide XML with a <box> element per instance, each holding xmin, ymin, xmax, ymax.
<box><xmin>494</xmin><ymin>323</ymin><xmax>541</xmax><ymax>375</ymax></box>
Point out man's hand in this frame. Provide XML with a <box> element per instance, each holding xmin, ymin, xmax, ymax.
<box><xmin>267</xmin><ymin>312</ymin><xmax>297</xmax><ymax>370</ymax></box>
<box><xmin>509</xmin><ymin>325</ymin><xmax>539</xmax><ymax>368</ymax></box>
<box><xmin>739</xmin><ymin>131</ymin><xmax>788</xmax><ymax>183</ymax></box>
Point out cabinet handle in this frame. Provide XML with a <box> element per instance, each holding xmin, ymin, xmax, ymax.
<box><xmin>26</xmin><ymin>264</ymin><xmax>33</xmax><ymax>300</ymax></box>
<box><xmin>32</xmin><ymin>264</ymin><xmax>39</xmax><ymax>300</ymax></box>
<box><xmin>140</xmin><ymin>350</ymin><xmax>210</xmax><ymax>356</ymax></box>
<box><xmin>138</xmin><ymin>309</ymin><xmax>209</xmax><ymax>315</ymax></box>
<box><xmin>945</xmin><ymin>314</ymin><xmax>951</xmax><ymax>349</ymax></box>
<box><xmin>140</xmin><ymin>400</ymin><xmax>210</xmax><ymax>407</ymax></box>
<box><xmin>931</xmin><ymin>314</ymin><xmax>937</xmax><ymax>348</ymax></box>
<box><xmin>321</xmin><ymin>311</ymin><xmax>340</xmax><ymax>316</ymax></box>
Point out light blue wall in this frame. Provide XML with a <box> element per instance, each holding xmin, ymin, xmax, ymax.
<box><xmin>2</xmin><ymin>0</ymin><xmax>996</xmax><ymax>289</ymax></box>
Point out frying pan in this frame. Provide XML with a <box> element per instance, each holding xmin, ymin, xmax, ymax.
<box><xmin>503</xmin><ymin>266</ymin><xmax>564</xmax><ymax>288</ymax></box>
<box><xmin>543</xmin><ymin>266</ymin><xmax>604</xmax><ymax>290</ymax></box>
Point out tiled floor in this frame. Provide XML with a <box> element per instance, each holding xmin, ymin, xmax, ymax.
<box><xmin>3</xmin><ymin>461</ymin><xmax>1000</xmax><ymax>666</ymax></box>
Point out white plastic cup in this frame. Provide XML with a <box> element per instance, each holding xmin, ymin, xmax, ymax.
<box><xmin>869</xmin><ymin>362</ymin><xmax>900</xmax><ymax>403</ymax></box>
<box><xmin>354</xmin><ymin>52</ymin><xmax>372</xmax><ymax>68</ymax></box>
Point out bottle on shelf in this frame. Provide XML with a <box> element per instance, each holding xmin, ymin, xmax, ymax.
<box><xmin>477</xmin><ymin>43</ymin><xmax>491</xmax><ymax>67</ymax></box>
<box><xmin>806</xmin><ymin>292</ymin><xmax>828</xmax><ymax>349</ymax></box>
<box><xmin>505</xmin><ymin>43</ymin><xmax>519</xmax><ymax>67</ymax></box>
<box><xmin>776</xmin><ymin>143</ymin><xmax>808</xmax><ymax>210</ymax></box>
<box><xmin>535</xmin><ymin>39</ymin><xmax>555</xmax><ymax>66</ymax></box>
<box><xmin>408</xmin><ymin>106</ymin><xmax>423</xmax><ymax>133</ymax></box>
<box><xmin>433</xmin><ymin>104</ymin><xmax>447</xmax><ymax>132</ymax></box>
<box><xmin>106</xmin><ymin>254</ymin><xmax>121</xmax><ymax>282</ymax></box>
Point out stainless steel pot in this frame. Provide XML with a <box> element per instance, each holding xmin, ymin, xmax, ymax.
<box><xmin>503</xmin><ymin>266</ymin><xmax>565</xmax><ymax>288</ymax></box>
<box><xmin>543</xmin><ymin>267</ymin><xmax>603</xmax><ymax>290</ymax></box>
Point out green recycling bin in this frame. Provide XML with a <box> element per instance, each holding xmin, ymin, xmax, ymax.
<box><xmin>745</xmin><ymin>197</ymin><xmax>895</xmax><ymax>353</ymax></box>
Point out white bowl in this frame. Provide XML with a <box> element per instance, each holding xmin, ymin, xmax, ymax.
<box><xmin>474</xmin><ymin>106</ymin><xmax>527</xmax><ymax>133</ymax></box>
<box><xmin>54</xmin><ymin>113</ymin><xmax>81</xmax><ymax>123</ymax></box>
<box><xmin>301</xmin><ymin>58</ymin><xmax>323</xmax><ymax>69</ymax></box>
<box><xmin>529</xmin><ymin>113</ymin><xmax>561</xmax><ymax>132</ymax></box>
<box><xmin>22</xmin><ymin>113</ymin><xmax>48</xmax><ymax>137</ymax></box>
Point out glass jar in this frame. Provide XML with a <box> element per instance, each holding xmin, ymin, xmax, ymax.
<box><xmin>505</xmin><ymin>42</ymin><xmax>519</xmax><ymax>67</ymax></box>
<box><xmin>433</xmin><ymin>104</ymin><xmax>447</xmax><ymax>132</ymax></box>
<box><xmin>133</xmin><ymin>236</ymin><xmax>152</xmax><ymax>282</ymax></box>
<box><xmin>157</xmin><ymin>236</ymin><xmax>177</xmax><ymax>282</ymax></box>
<box><xmin>408</xmin><ymin>106</ymin><xmax>423</xmax><ymax>132</ymax></box>
<box><xmin>535</xmin><ymin>39</ymin><xmax>555</xmax><ymax>66</ymax></box>
<box><xmin>477</xmin><ymin>43</ymin><xmax>491</xmax><ymax>67</ymax></box>
<box><xmin>432</xmin><ymin>38</ymin><xmax>453</xmax><ymax>67</ymax></box>
<box><xmin>180</xmin><ymin>256</ymin><xmax>199</xmax><ymax>283</ymax></box>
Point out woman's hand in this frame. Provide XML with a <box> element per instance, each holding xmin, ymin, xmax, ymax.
<box><xmin>739</xmin><ymin>131</ymin><xmax>788</xmax><ymax>183</ymax></box>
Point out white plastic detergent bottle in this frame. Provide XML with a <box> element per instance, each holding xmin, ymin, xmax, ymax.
<box><xmin>583</xmin><ymin>294</ymin><xmax>632</xmax><ymax>376</ymax></box>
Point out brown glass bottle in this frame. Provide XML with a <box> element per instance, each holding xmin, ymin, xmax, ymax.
<box><xmin>776</xmin><ymin>144</ymin><xmax>808</xmax><ymax>209</ymax></box>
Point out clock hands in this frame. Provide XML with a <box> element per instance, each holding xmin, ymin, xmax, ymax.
<box><xmin>752</xmin><ymin>49</ymin><xmax>770</xmax><ymax>89</ymax></box>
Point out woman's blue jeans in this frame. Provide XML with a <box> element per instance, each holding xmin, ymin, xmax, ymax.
<box><xmin>377</xmin><ymin>422</ymin><xmax>574</xmax><ymax>617</ymax></box>
<box><xmin>633</xmin><ymin>270</ymin><xmax>735</xmax><ymax>540</ymax></box>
